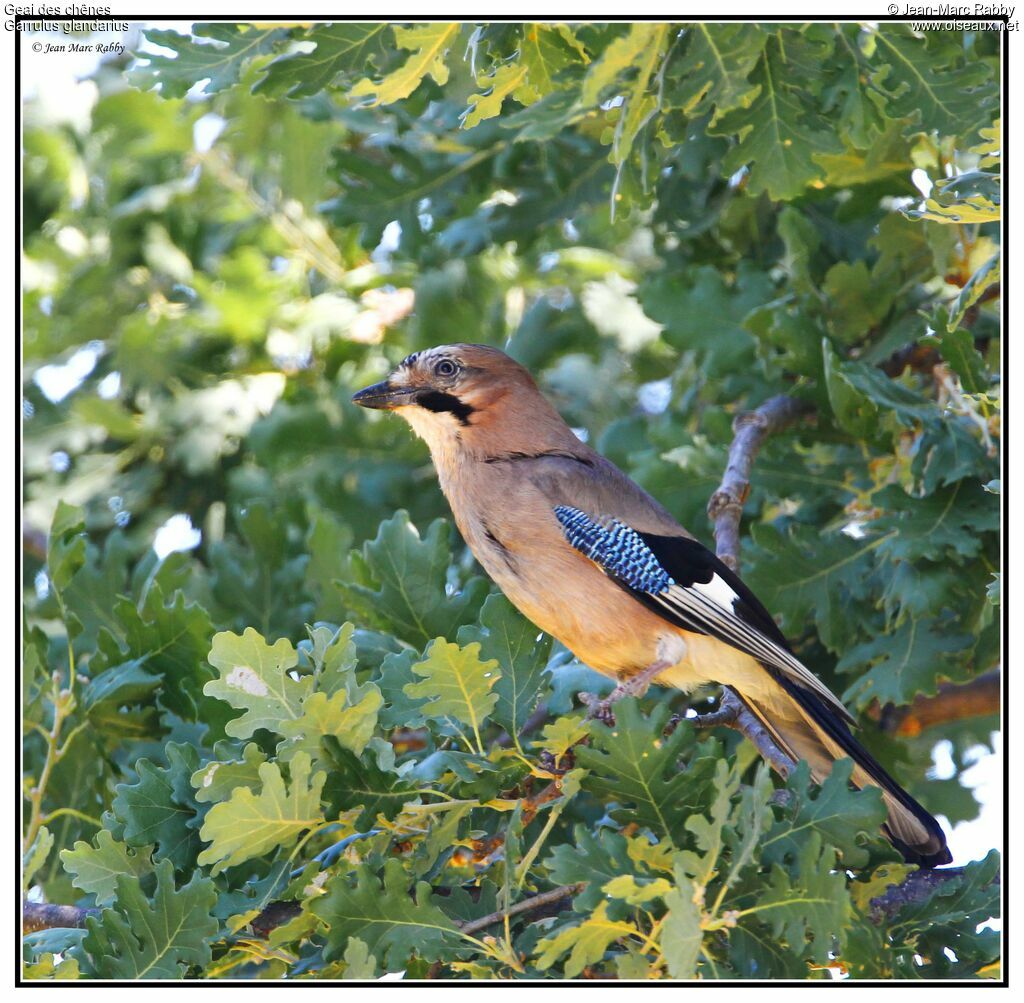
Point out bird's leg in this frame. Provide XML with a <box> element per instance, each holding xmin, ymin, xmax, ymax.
<box><xmin>582</xmin><ymin>659</ymin><xmax>673</xmax><ymax>725</ymax></box>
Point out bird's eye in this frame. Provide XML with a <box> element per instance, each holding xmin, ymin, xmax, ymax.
<box><xmin>434</xmin><ymin>359</ymin><xmax>458</xmax><ymax>378</ymax></box>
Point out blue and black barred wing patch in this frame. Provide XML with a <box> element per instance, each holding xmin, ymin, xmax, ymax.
<box><xmin>553</xmin><ymin>505</ymin><xmax>675</xmax><ymax>594</ymax></box>
<box><xmin>553</xmin><ymin>505</ymin><xmax>853</xmax><ymax>722</ymax></box>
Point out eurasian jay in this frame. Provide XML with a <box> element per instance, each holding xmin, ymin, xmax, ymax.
<box><xmin>353</xmin><ymin>343</ymin><xmax>951</xmax><ymax>868</ymax></box>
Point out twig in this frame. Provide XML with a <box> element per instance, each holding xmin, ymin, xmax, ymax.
<box><xmin>706</xmin><ymin>394</ymin><xmax>808</xmax><ymax>573</ymax></box>
<box><xmin>696</xmin><ymin>394</ymin><xmax>808</xmax><ymax>776</ymax></box>
<box><xmin>690</xmin><ymin>690</ymin><xmax>795</xmax><ymax>779</ymax></box>
<box><xmin>456</xmin><ymin>883</ymin><xmax>583</xmax><ymax>936</ymax></box>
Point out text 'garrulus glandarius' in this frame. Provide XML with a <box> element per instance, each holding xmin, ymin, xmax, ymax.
<box><xmin>353</xmin><ymin>343</ymin><xmax>951</xmax><ymax>868</ymax></box>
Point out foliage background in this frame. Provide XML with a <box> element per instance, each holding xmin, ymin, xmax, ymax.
<box><xmin>22</xmin><ymin>20</ymin><xmax>1001</xmax><ymax>981</ymax></box>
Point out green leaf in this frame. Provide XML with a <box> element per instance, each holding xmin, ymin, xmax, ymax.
<box><xmin>312</xmin><ymin>858</ymin><xmax>460</xmax><ymax>969</ymax></box>
<box><xmin>761</xmin><ymin>759</ymin><xmax>887</xmax><ymax>870</ymax></box>
<box><xmin>971</xmin><ymin>118</ymin><xmax>1000</xmax><ymax>169</ymax></box>
<box><xmin>457</xmin><ymin>593</ymin><xmax>552</xmax><ymax>739</ymax></box>
<box><xmin>534</xmin><ymin>900</ymin><xmax>638</xmax><ymax>976</ymax></box>
<box><xmin>23</xmin><ymin>825</ymin><xmax>54</xmax><ymax>890</ymax></box>
<box><xmin>111</xmin><ymin>744</ymin><xmax>202</xmax><ymax>869</ymax></box>
<box><xmin>823</xmin><ymin>338</ymin><xmax>879</xmax><ymax>437</ymax></box>
<box><xmin>89</xmin><ymin>585</ymin><xmax>215</xmax><ymax>720</ymax></box>
<box><xmin>47</xmin><ymin>501</ymin><xmax>86</xmax><ymax>597</ymax></box>
<box><xmin>341</xmin><ymin>936</ymin><xmax>379</xmax><ymax>979</ymax></box>
<box><xmin>404</xmin><ymin>639</ymin><xmax>500</xmax><ymax>753</ymax></box>
<box><xmin>676</xmin><ymin>758</ymin><xmax>740</xmax><ymax>886</ymax></box>
<box><xmin>278</xmin><ymin>685</ymin><xmax>383</xmax><ymax>765</ymax></box>
<box><xmin>666</xmin><ymin>23</ymin><xmax>765</xmax><ymax>122</ymax></box>
<box><xmin>517</xmin><ymin>24</ymin><xmax>586</xmax><ymax>103</ymax></box>
<box><xmin>336</xmin><ymin>512</ymin><xmax>489</xmax><ymax>647</ymax></box>
<box><xmin>823</xmin><ymin>260</ymin><xmax>893</xmax><ymax>345</ymax></box>
<box><xmin>640</xmin><ymin>263</ymin><xmax>773</xmax><ymax>377</ymax></box>
<box><xmin>196</xmin><ymin>752</ymin><xmax>326</xmax><ymax>875</ymax></box>
<box><xmin>300</xmin><ymin>622</ymin><xmax>360</xmax><ymax>698</ymax></box>
<box><xmin>603</xmin><ymin>873</ymin><xmax>672</xmax><ymax>905</ymax></box>
<box><xmin>818</xmin><ymin>24</ymin><xmax>890</xmax><ymax>148</ymax></box>
<box><xmin>204</xmin><ymin>627</ymin><xmax>310</xmax><ymax>739</ymax></box>
<box><xmin>949</xmin><ymin>253</ymin><xmax>1000</xmax><ymax>330</ymax></box>
<box><xmin>350</xmin><ymin>24</ymin><xmax>460</xmax><ymax>106</ymax></box>
<box><xmin>78</xmin><ymin>859</ymin><xmax>218</xmax><ymax>979</ymax></box>
<box><xmin>576</xmin><ymin>700</ymin><xmax>718</xmax><ymax>842</ymax></box>
<box><xmin>191</xmin><ymin>741</ymin><xmax>267</xmax><ymax>805</ymax></box>
<box><xmin>838</xmin><ymin>615</ymin><xmax>974</xmax><ymax>710</ymax></box>
<box><xmin>255</xmin><ymin>23</ymin><xmax>388</xmax><ymax>99</ymax></box>
<box><xmin>606</xmin><ymin>25</ymin><xmax>670</xmax><ymax>168</ymax></box>
<box><xmin>873</xmin><ymin>481</ymin><xmax>1000</xmax><ymax>562</ymax></box>
<box><xmin>546</xmin><ymin>826</ymin><xmax>642</xmax><ymax>913</ymax></box>
<box><xmin>661</xmin><ymin>872</ymin><xmax>703</xmax><ymax>979</ymax></box>
<box><xmin>751</xmin><ymin>835</ymin><xmax>850</xmax><ymax>964</ymax></box>
<box><xmin>579</xmin><ymin>24</ymin><xmax>650</xmax><ymax>106</ymax></box>
<box><xmin>745</xmin><ymin>523</ymin><xmax>877</xmax><ymax>652</ymax></box>
<box><xmin>60</xmin><ymin>830</ymin><xmax>153</xmax><ymax>907</ymax></box>
<box><xmin>930</xmin><ymin>326</ymin><xmax>989</xmax><ymax>395</ymax></box>
<box><xmin>870</xmin><ymin>27</ymin><xmax>997</xmax><ymax>138</ymax></box>
<box><xmin>713</xmin><ymin>31</ymin><xmax>842</xmax><ymax>200</ymax></box>
<box><xmin>128</xmin><ymin>24</ymin><xmax>283</xmax><ymax>98</ymax></box>
<box><xmin>83</xmin><ymin>658</ymin><xmax>162</xmax><ymax>711</ymax></box>
<box><xmin>321</xmin><ymin>736</ymin><xmax>418</xmax><ymax>830</ymax></box>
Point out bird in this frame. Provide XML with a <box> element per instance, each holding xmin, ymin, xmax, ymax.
<box><xmin>352</xmin><ymin>343</ymin><xmax>951</xmax><ymax>868</ymax></box>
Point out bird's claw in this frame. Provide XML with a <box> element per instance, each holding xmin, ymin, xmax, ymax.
<box><xmin>580</xmin><ymin>691</ymin><xmax>617</xmax><ymax>726</ymax></box>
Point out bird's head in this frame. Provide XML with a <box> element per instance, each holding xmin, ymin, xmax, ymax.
<box><xmin>352</xmin><ymin>344</ymin><xmax>577</xmax><ymax>460</ymax></box>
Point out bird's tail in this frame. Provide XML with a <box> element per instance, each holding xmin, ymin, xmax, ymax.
<box><xmin>740</xmin><ymin>673</ymin><xmax>951</xmax><ymax>868</ymax></box>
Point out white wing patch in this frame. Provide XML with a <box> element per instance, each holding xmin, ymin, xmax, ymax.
<box><xmin>692</xmin><ymin>572</ymin><xmax>741</xmax><ymax>610</ymax></box>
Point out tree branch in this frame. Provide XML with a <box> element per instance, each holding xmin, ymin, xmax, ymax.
<box><xmin>23</xmin><ymin>901</ymin><xmax>98</xmax><ymax>933</ymax></box>
<box><xmin>695</xmin><ymin>394</ymin><xmax>809</xmax><ymax>777</ymax></box>
<box><xmin>457</xmin><ymin>883</ymin><xmax>584</xmax><ymax>936</ymax></box>
<box><xmin>878</xmin><ymin>669</ymin><xmax>1000</xmax><ymax>737</ymax></box>
<box><xmin>706</xmin><ymin>394</ymin><xmax>809</xmax><ymax>573</ymax></box>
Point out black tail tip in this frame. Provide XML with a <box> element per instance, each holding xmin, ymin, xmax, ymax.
<box><xmin>885</xmin><ymin>826</ymin><xmax>953</xmax><ymax>869</ymax></box>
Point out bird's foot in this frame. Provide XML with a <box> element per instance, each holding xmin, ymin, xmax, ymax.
<box><xmin>580</xmin><ymin>691</ymin><xmax>617</xmax><ymax>725</ymax></box>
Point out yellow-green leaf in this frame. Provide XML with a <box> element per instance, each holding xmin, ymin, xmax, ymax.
<box><xmin>603</xmin><ymin>874</ymin><xmax>673</xmax><ymax>905</ymax></box>
<box><xmin>403</xmin><ymin>639</ymin><xmax>500</xmax><ymax>752</ymax></box>
<box><xmin>204</xmin><ymin>627</ymin><xmax>311</xmax><ymax>739</ymax></box>
<box><xmin>463</xmin><ymin>62</ymin><xmax>530</xmax><ymax>129</ymax></box>
<box><xmin>278</xmin><ymin>685</ymin><xmax>384</xmax><ymax>763</ymax></box>
<box><xmin>197</xmin><ymin>752</ymin><xmax>326</xmax><ymax>874</ymax></box>
<box><xmin>533</xmin><ymin>714</ymin><xmax>591</xmax><ymax>767</ymax></box>
<box><xmin>23</xmin><ymin>826</ymin><xmax>54</xmax><ymax>890</ymax></box>
<box><xmin>350</xmin><ymin>24</ymin><xmax>459</xmax><ymax>106</ymax></box>
<box><xmin>534</xmin><ymin>900</ymin><xmax>638</xmax><ymax>977</ymax></box>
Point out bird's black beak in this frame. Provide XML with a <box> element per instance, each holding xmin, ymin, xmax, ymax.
<box><xmin>351</xmin><ymin>379</ymin><xmax>417</xmax><ymax>410</ymax></box>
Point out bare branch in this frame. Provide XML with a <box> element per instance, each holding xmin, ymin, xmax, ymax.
<box><xmin>457</xmin><ymin>883</ymin><xmax>583</xmax><ymax>936</ymax></box>
<box><xmin>879</xmin><ymin>669</ymin><xmax>1000</xmax><ymax>737</ymax></box>
<box><xmin>23</xmin><ymin>901</ymin><xmax>98</xmax><ymax>933</ymax></box>
<box><xmin>707</xmin><ymin>394</ymin><xmax>809</xmax><ymax>573</ymax></box>
<box><xmin>695</xmin><ymin>394</ymin><xmax>809</xmax><ymax>776</ymax></box>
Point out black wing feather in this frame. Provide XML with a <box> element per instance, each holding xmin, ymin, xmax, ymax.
<box><xmin>637</xmin><ymin>532</ymin><xmax>792</xmax><ymax>650</ymax></box>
